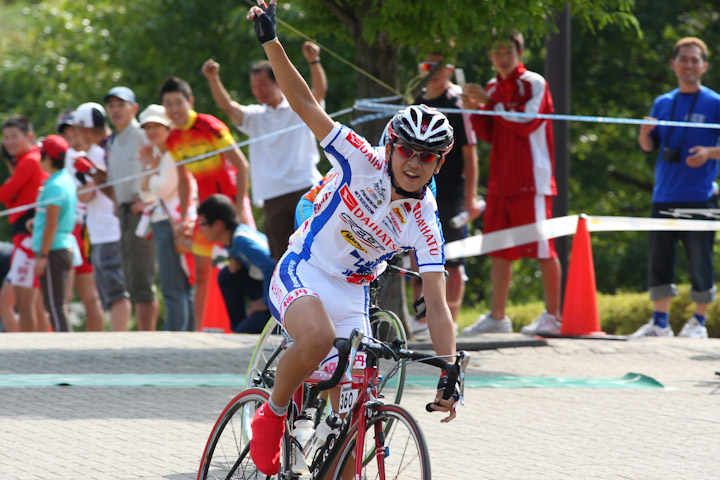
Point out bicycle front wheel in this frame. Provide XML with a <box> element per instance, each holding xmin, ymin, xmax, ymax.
<box><xmin>332</xmin><ymin>404</ymin><xmax>431</xmax><ymax>480</ymax></box>
<box><xmin>370</xmin><ymin>309</ymin><xmax>407</xmax><ymax>405</ymax></box>
<box><xmin>246</xmin><ymin>319</ymin><xmax>288</xmax><ymax>390</ymax></box>
<box><xmin>198</xmin><ymin>388</ymin><xmax>286</xmax><ymax>480</ymax></box>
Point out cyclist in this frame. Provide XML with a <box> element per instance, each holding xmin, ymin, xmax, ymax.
<box><xmin>248</xmin><ymin>1</ymin><xmax>459</xmax><ymax>475</ymax></box>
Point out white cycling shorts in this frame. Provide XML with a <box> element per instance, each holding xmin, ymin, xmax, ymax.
<box><xmin>268</xmin><ymin>251</ymin><xmax>370</xmax><ymax>372</ymax></box>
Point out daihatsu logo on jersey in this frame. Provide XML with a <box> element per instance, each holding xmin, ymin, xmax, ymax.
<box><xmin>346</xmin><ymin>131</ymin><xmax>363</xmax><ymax>148</ymax></box>
<box><xmin>340</xmin><ymin>185</ymin><xmax>358</xmax><ymax>210</ymax></box>
<box><xmin>345</xmin><ymin>131</ymin><xmax>383</xmax><ymax>171</ymax></box>
<box><xmin>412</xmin><ymin>203</ymin><xmax>441</xmax><ymax>256</ymax></box>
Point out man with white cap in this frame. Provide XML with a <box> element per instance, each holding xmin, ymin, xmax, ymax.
<box><xmin>104</xmin><ymin>86</ymin><xmax>158</xmax><ymax>331</ymax></box>
<box><xmin>74</xmin><ymin>101</ymin><xmax>132</xmax><ymax>331</ymax></box>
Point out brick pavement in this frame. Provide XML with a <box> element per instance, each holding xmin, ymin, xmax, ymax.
<box><xmin>0</xmin><ymin>332</ymin><xmax>719</xmax><ymax>479</ymax></box>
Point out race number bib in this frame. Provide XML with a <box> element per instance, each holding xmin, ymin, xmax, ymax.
<box><xmin>338</xmin><ymin>384</ymin><xmax>359</xmax><ymax>414</ymax></box>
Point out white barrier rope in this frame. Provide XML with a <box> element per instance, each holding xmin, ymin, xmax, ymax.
<box><xmin>354</xmin><ymin>100</ymin><xmax>720</xmax><ymax>130</ymax></box>
<box><xmin>0</xmin><ymin>107</ymin><xmax>354</xmax><ymax>219</ymax></box>
<box><xmin>445</xmin><ymin>214</ymin><xmax>720</xmax><ymax>260</ymax></box>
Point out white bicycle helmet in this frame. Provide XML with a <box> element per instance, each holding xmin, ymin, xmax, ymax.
<box><xmin>386</xmin><ymin>104</ymin><xmax>454</xmax><ymax>153</ymax></box>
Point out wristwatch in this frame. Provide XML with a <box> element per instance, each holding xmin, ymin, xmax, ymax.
<box><xmin>37</xmin><ymin>252</ymin><xmax>48</xmax><ymax>259</ymax></box>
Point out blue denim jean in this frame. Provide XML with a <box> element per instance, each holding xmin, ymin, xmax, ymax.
<box><xmin>648</xmin><ymin>200</ymin><xmax>717</xmax><ymax>303</ymax></box>
<box><xmin>217</xmin><ymin>265</ymin><xmax>270</xmax><ymax>334</ymax></box>
<box><xmin>152</xmin><ymin>220</ymin><xmax>195</xmax><ymax>331</ymax></box>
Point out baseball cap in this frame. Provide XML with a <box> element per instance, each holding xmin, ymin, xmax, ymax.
<box><xmin>56</xmin><ymin>111</ymin><xmax>75</xmax><ymax>134</ymax></box>
<box><xmin>103</xmin><ymin>86</ymin><xmax>137</xmax><ymax>105</ymax></box>
<box><xmin>40</xmin><ymin>135</ymin><xmax>69</xmax><ymax>161</ymax></box>
<box><xmin>139</xmin><ymin>104</ymin><xmax>172</xmax><ymax>128</ymax></box>
<box><xmin>74</xmin><ymin>102</ymin><xmax>107</xmax><ymax>128</ymax></box>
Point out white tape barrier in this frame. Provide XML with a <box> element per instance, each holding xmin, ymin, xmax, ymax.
<box><xmin>0</xmin><ymin>107</ymin><xmax>355</xmax><ymax>220</ymax></box>
<box><xmin>445</xmin><ymin>214</ymin><xmax>720</xmax><ymax>260</ymax></box>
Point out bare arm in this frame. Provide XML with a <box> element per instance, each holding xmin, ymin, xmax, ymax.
<box><xmin>302</xmin><ymin>42</ymin><xmax>327</xmax><ymax>103</ymax></box>
<box><xmin>202</xmin><ymin>59</ymin><xmax>245</xmax><ymax>127</ymax></box>
<box><xmin>177</xmin><ymin>164</ymin><xmax>192</xmax><ymax>222</ymax></box>
<box><xmin>38</xmin><ymin>205</ymin><xmax>60</xmax><ymax>256</ymax></box>
<box><xmin>638</xmin><ymin>116</ymin><xmax>658</xmax><ymax>153</ymax></box>
<box><xmin>421</xmin><ymin>271</ymin><xmax>456</xmax><ymax>357</ymax></box>
<box><xmin>223</xmin><ymin>147</ymin><xmax>250</xmax><ymax>224</ymax></box>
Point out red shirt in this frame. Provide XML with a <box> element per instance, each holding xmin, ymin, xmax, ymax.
<box><xmin>0</xmin><ymin>146</ymin><xmax>48</xmax><ymax>226</ymax></box>
<box><xmin>471</xmin><ymin>63</ymin><xmax>557</xmax><ymax>197</ymax></box>
<box><xmin>166</xmin><ymin>110</ymin><xmax>237</xmax><ymax>202</ymax></box>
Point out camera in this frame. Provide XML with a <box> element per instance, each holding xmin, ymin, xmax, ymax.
<box><xmin>662</xmin><ymin>147</ymin><xmax>681</xmax><ymax>163</ymax></box>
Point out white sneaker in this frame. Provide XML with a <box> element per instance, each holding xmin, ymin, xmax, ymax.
<box><xmin>521</xmin><ymin>312</ymin><xmax>562</xmax><ymax>336</ymax></box>
<box><xmin>631</xmin><ymin>319</ymin><xmax>674</xmax><ymax>338</ymax></box>
<box><xmin>408</xmin><ymin>317</ymin><xmax>429</xmax><ymax>338</ymax></box>
<box><xmin>460</xmin><ymin>313</ymin><xmax>512</xmax><ymax>335</ymax></box>
<box><xmin>677</xmin><ymin>317</ymin><xmax>708</xmax><ymax>339</ymax></box>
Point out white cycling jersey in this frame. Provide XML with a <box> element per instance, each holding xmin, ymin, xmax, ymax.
<box><xmin>285</xmin><ymin>122</ymin><xmax>446</xmax><ymax>283</ymax></box>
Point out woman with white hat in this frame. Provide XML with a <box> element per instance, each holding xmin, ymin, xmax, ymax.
<box><xmin>138</xmin><ymin>104</ymin><xmax>196</xmax><ymax>331</ymax></box>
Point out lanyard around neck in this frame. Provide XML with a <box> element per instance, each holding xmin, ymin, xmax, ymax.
<box><xmin>665</xmin><ymin>89</ymin><xmax>701</xmax><ymax>147</ymax></box>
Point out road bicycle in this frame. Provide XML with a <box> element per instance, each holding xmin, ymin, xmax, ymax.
<box><xmin>245</xmin><ymin>263</ymin><xmax>417</xmax><ymax>406</ymax></box>
<box><xmin>198</xmin><ymin>328</ymin><xmax>469</xmax><ymax>479</ymax></box>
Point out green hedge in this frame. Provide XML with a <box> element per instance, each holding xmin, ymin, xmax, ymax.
<box><xmin>458</xmin><ymin>284</ymin><xmax>719</xmax><ymax>338</ymax></box>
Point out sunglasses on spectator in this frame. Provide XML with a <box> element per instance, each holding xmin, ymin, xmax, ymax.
<box><xmin>418</xmin><ymin>61</ymin><xmax>454</xmax><ymax>72</ymax></box>
<box><xmin>393</xmin><ymin>143</ymin><xmax>443</xmax><ymax>163</ymax></box>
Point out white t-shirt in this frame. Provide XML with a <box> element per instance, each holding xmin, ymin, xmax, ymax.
<box><xmin>286</xmin><ymin>123</ymin><xmax>445</xmax><ymax>282</ymax></box>
<box><xmin>138</xmin><ymin>149</ymin><xmax>197</xmax><ymax>223</ymax></box>
<box><xmin>84</xmin><ymin>144</ymin><xmax>121</xmax><ymax>244</ymax></box>
<box><xmin>237</xmin><ymin>97</ymin><xmax>322</xmax><ymax>205</ymax></box>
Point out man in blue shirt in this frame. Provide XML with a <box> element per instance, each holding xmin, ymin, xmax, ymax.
<box><xmin>636</xmin><ymin>37</ymin><xmax>720</xmax><ymax>339</ymax></box>
<box><xmin>197</xmin><ymin>194</ymin><xmax>275</xmax><ymax>333</ymax></box>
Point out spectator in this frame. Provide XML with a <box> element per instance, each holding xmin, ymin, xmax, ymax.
<box><xmin>201</xmin><ymin>43</ymin><xmax>326</xmax><ymax>260</ymax></box>
<box><xmin>104</xmin><ymin>86</ymin><xmax>158</xmax><ymax>331</ymax></box>
<box><xmin>56</xmin><ymin>110</ymin><xmax>105</xmax><ymax>331</ymax></box>
<box><xmin>74</xmin><ymin>102</ymin><xmax>132</xmax><ymax>330</ymax></box>
<box><xmin>634</xmin><ymin>37</ymin><xmax>720</xmax><ymax>339</ymax></box>
<box><xmin>410</xmin><ymin>52</ymin><xmax>480</xmax><ymax>335</ymax></box>
<box><xmin>0</xmin><ymin>115</ymin><xmax>49</xmax><ymax>332</ymax></box>
<box><xmin>137</xmin><ymin>104</ymin><xmax>195</xmax><ymax>331</ymax></box>
<box><xmin>31</xmin><ymin>135</ymin><xmax>77</xmax><ymax>332</ymax></box>
<box><xmin>197</xmin><ymin>194</ymin><xmax>274</xmax><ymax>333</ymax></box>
<box><xmin>160</xmin><ymin>76</ymin><xmax>253</xmax><ymax>331</ymax></box>
<box><xmin>461</xmin><ymin>30</ymin><xmax>562</xmax><ymax>336</ymax></box>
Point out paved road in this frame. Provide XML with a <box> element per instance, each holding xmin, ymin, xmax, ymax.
<box><xmin>0</xmin><ymin>332</ymin><xmax>719</xmax><ymax>479</ymax></box>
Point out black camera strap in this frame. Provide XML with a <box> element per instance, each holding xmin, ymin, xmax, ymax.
<box><xmin>665</xmin><ymin>89</ymin><xmax>701</xmax><ymax>148</ymax></box>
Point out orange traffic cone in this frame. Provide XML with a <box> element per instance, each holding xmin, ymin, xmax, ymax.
<box><xmin>200</xmin><ymin>266</ymin><xmax>232</xmax><ymax>333</ymax></box>
<box><xmin>560</xmin><ymin>215</ymin><xmax>605</xmax><ymax>336</ymax></box>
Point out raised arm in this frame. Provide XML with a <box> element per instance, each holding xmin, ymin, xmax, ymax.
<box><xmin>302</xmin><ymin>42</ymin><xmax>328</xmax><ymax>103</ymax></box>
<box><xmin>202</xmin><ymin>59</ymin><xmax>245</xmax><ymax>127</ymax></box>
<box><xmin>249</xmin><ymin>1</ymin><xmax>334</xmax><ymax>142</ymax></box>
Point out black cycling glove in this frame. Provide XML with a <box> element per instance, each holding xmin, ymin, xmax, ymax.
<box><xmin>436</xmin><ymin>373</ymin><xmax>461</xmax><ymax>404</ymax></box>
<box><xmin>252</xmin><ymin>1</ymin><xmax>277</xmax><ymax>45</ymax></box>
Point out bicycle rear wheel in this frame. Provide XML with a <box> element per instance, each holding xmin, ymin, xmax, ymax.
<box><xmin>198</xmin><ymin>388</ymin><xmax>286</xmax><ymax>480</ymax></box>
<box><xmin>370</xmin><ymin>309</ymin><xmax>407</xmax><ymax>405</ymax></box>
<box><xmin>332</xmin><ymin>404</ymin><xmax>431</xmax><ymax>480</ymax></box>
<box><xmin>246</xmin><ymin>319</ymin><xmax>288</xmax><ymax>390</ymax></box>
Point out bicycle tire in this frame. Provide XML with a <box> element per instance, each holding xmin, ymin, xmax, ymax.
<box><xmin>246</xmin><ymin>319</ymin><xmax>287</xmax><ymax>390</ymax></box>
<box><xmin>331</xmin><ymin>404</ymin><xmax>431</xmax><ymax>480</ymax></box>
<box><xmin>370</xmin><ymin>309</ymin><xmax>407</xmax><ymax>405</ymax></box>
<box><xmin>198</xmin><ymin>388</ymin><xmax>286</xmax><ymax>480</ymax></box>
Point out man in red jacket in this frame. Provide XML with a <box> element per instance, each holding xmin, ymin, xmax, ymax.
<box><xmin>0</xmin><ymin>115</ymin><xmax>49</xmax><ymax>331</ymax></box>
<box><xmin>461</xmin><ymin>31</ymin><xmax>562</xmax><ymax>336</ymax></box>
